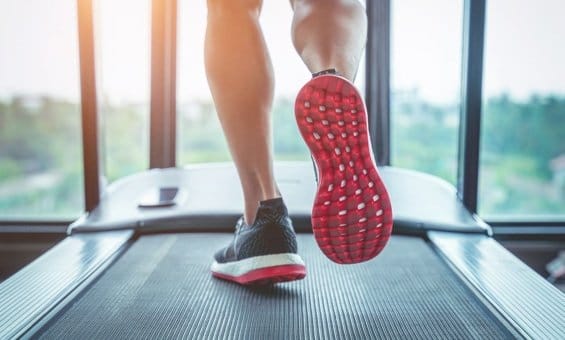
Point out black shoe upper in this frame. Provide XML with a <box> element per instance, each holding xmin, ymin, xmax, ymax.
<box><xmin>214</xmin><ymin>198</ymin><xmax>298</xmax><ymax>264</ymax></box>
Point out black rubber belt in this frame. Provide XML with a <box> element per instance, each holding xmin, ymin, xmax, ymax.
<box><xmin>37</xmin><ymin>234</ymin><xmax>514</xmax><ymax>339</ymax></box>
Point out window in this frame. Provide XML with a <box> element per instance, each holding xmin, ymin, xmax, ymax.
<box><xmin>94</xmin><ymin>0</ymin><xmax>150</xmax><ymax>182</ymax></box>
<box><xmin>390</xmin><ymin>0</ymin><xmax>464</xmax><ymax>184</ymax></box>
<box><xmin>176</xmin><ymin>0</ymin><xmax>229</xmax><ymax>164</ymax></box>
<box><xmin>479</xmin><ymin>0</ymin><xmax>565</xmax><ymax>219</ymax></box>
<box><xmin>0</xmin><ymin>0</ymin><xmax>83</xmax><ymax>219</ymax></box>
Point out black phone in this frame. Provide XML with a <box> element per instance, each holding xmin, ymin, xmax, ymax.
<box><xmin>137</xmin><ymin>187</ymin><xmax>181</xmax><ymax>208</ymax></box>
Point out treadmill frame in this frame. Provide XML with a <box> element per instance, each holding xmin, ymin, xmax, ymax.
<box><xmin>2</xmin><ymin>226</ymin><xmax>564</xmax><ymax>339</ymax></box>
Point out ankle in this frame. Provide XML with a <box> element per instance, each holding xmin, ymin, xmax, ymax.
<box><xmin>244</xmin><ymin>195</ymin><xmax>285</xmax><ymax>226</ymax></box>
<box><xmin>244</xmin><ymin>208</ymin><xmax>257</xmax><ymax>226</ymax></box>
<box><xmin>260</xmin><ymin>182</ymin><xmax>281</xmax><ymax>202</ymax></box>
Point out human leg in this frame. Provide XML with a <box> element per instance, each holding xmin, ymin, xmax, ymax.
<box><xmin>206</xmin><ymin>0</ymin><xmax>305</xmax><ymax>285</ymax></box>
<box><xmin>290</xmin><ymin>0</ymin><xmax>367</xmax><ymax>81</ymax></box>
<box><xmin>205</xmin><ymin>0</ymin><xmax>278</xmax><ymax>225</ymax></box>
<box><xmin>291</xmin><ymin>0</ymin><xmax>393</xmax><ymax>264</ymax></box>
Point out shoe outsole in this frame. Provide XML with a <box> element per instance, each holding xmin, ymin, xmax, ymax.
<box><xmin>295</xmin><ymin>75</ymin><xmax>393</xmax><ymax>264</ymax></box>
<box><xmin>212</xmin><ymin>264</ymin><xmax>306</xmax><ymax>285</ymax></box>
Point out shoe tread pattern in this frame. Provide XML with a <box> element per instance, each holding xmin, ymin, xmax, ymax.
<box><xmin>295</xmin><ymin>75</ymin><xmax>393</xmax><ymax>264</ymax></box>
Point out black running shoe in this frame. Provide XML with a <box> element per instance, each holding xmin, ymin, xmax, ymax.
<box><xmin>211</xmin><ymin>198</ymin><xmax>306</xmax><ymax>285</ymax></box>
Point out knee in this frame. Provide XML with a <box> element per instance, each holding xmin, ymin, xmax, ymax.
<box><xmin>207</xmin><ymin>0</ymin><xmax>263</xmax><ymax>16</ymax></box>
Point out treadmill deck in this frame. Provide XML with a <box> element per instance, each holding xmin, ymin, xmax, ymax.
<box><xmin>37</xmin><ymin>234</ymin><xmax>513</xmax><ymax>339</ymax></box>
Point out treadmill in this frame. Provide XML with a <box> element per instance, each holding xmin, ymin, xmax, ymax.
<box><xmin>1</xmin><ymin>0</ymin><xmax>564</xmax><ymax>338</ymax></box>
<box><xmin>1</xmin><ymin>163</ymin><xmax>564</xmax><ymax>339</ymax></box>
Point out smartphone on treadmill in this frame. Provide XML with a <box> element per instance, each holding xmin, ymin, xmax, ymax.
<box><xmin>137</xmin><ymin>187</ymin><xmax>181</xmax><ymax>208</ymax></box>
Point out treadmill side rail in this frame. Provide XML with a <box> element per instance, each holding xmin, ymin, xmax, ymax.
<box><xmin>429</xmin><ymin>231</ymin><xmax>565</xmax><ymax>340</ymax></box>
<box><xmin>0</xmin><ymin>230</ymin><xmax>132</xmax><ymax>340</ymax></box>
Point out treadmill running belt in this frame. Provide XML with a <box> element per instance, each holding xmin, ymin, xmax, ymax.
<box><xmin>37</xmin><ymin>234</ymin><xmax>514</xmax><ymax>339</ymax></box>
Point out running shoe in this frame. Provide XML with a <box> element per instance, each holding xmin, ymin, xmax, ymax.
<box><xmin>294</xmin><ymin>70</ymin><xmax>393</xmax><ymax>264</ymax></box>
<box><xmin>211</xmin><ymin>198</ymin><xmax>306</xmax><ymax>285</ymax></box>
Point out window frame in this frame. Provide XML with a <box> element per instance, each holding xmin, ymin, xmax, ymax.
<box><xmin>457</xmin><ymin>0</ymin><xmax>485</xmax><ymax>214</ymax></box>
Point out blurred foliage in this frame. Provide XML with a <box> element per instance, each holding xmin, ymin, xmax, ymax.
<box><xmin>392</xmin><ymin>92</ymin><xmax>564</xmax><ymax>216</ymax></box>
<box><xmin>480</xmin><ymin>95</ymin><xmax>565</xmax><ymax>216</ymax></box>
<box><xmin>99</xmin><ymin>99</ymin><xmax>148</xmax><ymax>182</ymax></box>
<box><xmin>177</xmin><ymin>99</ymin><xmax>231</xmax><ymax>164</ymax></box>
<box><xmin>482</xmin><ymin>95</ymin><xmax>565</xmax><ymax>179</ymax></box>
<box><xmin>391</xmin><ymin>92</ymin><xmax>459</xmax><ymax>184</ymax></box>
<box><xmin>0</xmin><ymin>93</ymin><xmax>563</xmax><ymax>218</ymax></box>
<box><xmin>0</xmin><ymin>96</ymin><xmax>83</xmax><ymax>218</ymax></box>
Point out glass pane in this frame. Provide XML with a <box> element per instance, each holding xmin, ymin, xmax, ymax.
<box><xmin>94</xmin><ymin>0</ymin><xmax>150</xmax><ymax>182</ymax></box>
<box><xmin>391</xmin><ymin>0</ymin><xmax>463</xmax><ymax>184</ymax></box>
<box><xmin>177</xmin><ymin>1</ymin><xmax>229</xmax><ymax>164</ymax></box>
<box><xmin>480</xmin><ymin>0</ymin><xmax>565</xmax><ymax>218</ymax></box>
<box><xmin>262</xmin><ymin>2</ymin><xmax>312</xmax><ymax>162</ymax></box>
<box><xmin>0</xmin><ymin>0</ymin><xmax>83</xmax><ymax>219</ymax></box>
<box><xmin>177</xmin><ymin>2</ymin><xmax>365</xmax><ymax>164</ymax></box>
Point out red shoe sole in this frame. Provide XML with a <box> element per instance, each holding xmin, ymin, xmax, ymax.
<box><xmin>212</xmin><ymin>264</ymin><xmax>306</xmax><ymax>285</ymax></box>
<box><xmin>295</xmin><ymin>75</ymin><xmax>393</xmax><ymax>264</ymax></box>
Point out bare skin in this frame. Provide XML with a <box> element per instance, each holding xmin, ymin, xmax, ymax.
<box><xmin>205</xmin><ymin>0</ymin><xmax>367</xmax><ymax>224</ymax></box>
<box><xmin>290</xmin><ymin>0</ymin><xmax>367</xmax><ymax>81</ymax></box>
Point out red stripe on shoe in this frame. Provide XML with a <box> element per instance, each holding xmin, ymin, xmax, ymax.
<box><xmin>295</xmin><ymin>75</ymin><xmax>393</xmax><ymax>264</ymax></box>
<box><xmin>212</xmin><ymin>264</ymin><xmax>306</xmax><ymax>285</ymax></box>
